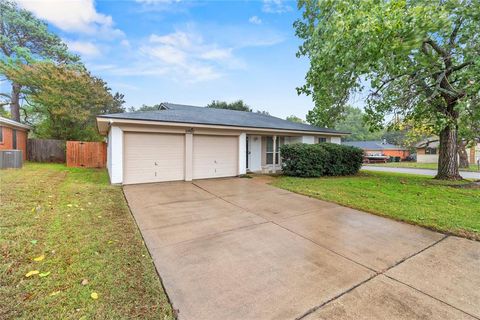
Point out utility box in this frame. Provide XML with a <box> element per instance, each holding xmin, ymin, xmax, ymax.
<box><xmin>0</xmin><ymin>150</ymin><xmax>23</xmax><ymax>169</ymax></box>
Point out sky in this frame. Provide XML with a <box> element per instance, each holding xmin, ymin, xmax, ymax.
<box><xmin>14</xmin><ymin>0</ymin><xmax>364</xmax><ymax>120</ymax></box>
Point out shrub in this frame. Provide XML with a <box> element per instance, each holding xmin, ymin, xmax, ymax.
<box><xmin>280</xmin><ymin>143</ymin><xmax>363</xmax><ymax>177</ymax></box>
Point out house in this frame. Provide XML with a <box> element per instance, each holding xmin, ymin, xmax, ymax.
<box><xmin>416</xmin><ymin>138</ymin><xmax>480</xmax><ymax>164</ymax></box>
<box><xmin>342</xmin><ymin>140</ymin><xmax>410</xmax><ymax>160</ymax></box>
<box><xmin>0</xmin><ymin>117</ymin><xmax>31</xmax><ymax>160</ymax></box>
<box><xmin>96</xmin><ymin>103</ymin><xmax>348</xmax><ymax>184</ymax></box>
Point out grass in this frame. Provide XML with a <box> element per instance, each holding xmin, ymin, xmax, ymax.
<box><xmin>271</xmin><ymin>171</ymin><xmax>480</xmax><ymax>240</ymax></box>
<box><xmin>368</xmin><ymin>161</ymin><xmax>480</xmax><ymax>172</ymax></box>
<box><xmin>0</xmin><ymin>163</ymin><xmax>174</xmax><ymax>320</ymax></box>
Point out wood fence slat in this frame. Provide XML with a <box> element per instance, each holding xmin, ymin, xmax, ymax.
<box><xmin>27</xmin><ymin>139</ymin><xmax>66</xmax><ymax>163</ymax></box>
<box><xmin>66</xmin><ymin>141</ymin><xmax>106</xmax><ymax>168</ymax></box>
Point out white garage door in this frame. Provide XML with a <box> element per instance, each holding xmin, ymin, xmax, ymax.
<box><xmin>193</xmin><ymin>135</ymin><xmax>238</xmax><ymax>179</ymax></box>
<box><xmin>124</xmin><ymin>132</ymin><xmax>185</xmax><ymax>184</ymax></box>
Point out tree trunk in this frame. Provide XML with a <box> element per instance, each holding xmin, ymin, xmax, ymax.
<box><xmin>458</xmin><ymin>140</ymin><xmax>469</xmax><ymax>168</ymax></box>
<box><xmin>9</xmin><ymin>82</ymin><xmax>21</xmax><ymax>122</ymax></box>
<box><xmin>436</xmin><ymin>124</ymin><xmax>462</xmax><ymax>180</ymax></box>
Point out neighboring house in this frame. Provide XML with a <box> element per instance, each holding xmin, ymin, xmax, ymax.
<box><xmin>416</xmin><ymin>138</ymin><xmax>480</xmax><ymax>164</ymax></box>
<box><xmin>96</xmin><ymin>103</ymin><xmax>348</xmax><ymax>184</ymax></box>
<box><xmin>0</xmin><ymin>117</ymin><xmax>31</xmax><ymax>160</ymax></box>
<box><xmin>343</xmin><ymin>140</ymin><xmax>410</xmax><ymax>160</ymax></box>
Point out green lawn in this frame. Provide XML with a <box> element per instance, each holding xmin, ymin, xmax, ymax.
<box><xmin>271</xmin><ymin>171</ymin><xmax>480</xmax><ymax>240</ymax></box>
<box><xmin>368</xmin><ymin>161</ymin><xmax>480</xmax><ymax>172</ymax></box>
<box><xmin>0</xmin><ymin>163</ymin><xmax>174</xmax><ymax>319</ymax></box>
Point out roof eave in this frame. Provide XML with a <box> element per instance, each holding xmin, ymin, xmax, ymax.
<box><xmin>96</xmin><ymin>116</ymin><xmax>350</xmax><ymax>136</ymax></box>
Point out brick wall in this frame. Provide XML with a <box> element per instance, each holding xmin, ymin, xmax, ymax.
<box><xmin>0</xmin><ymin>126</ymin><xmax>28</xmax><ymax>160</ymax></box>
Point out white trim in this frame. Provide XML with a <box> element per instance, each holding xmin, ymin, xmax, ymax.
<box><xmin>0</xmin><ymin>117</ymin><xmax>32</xmax><ymax>130</ymax></box>
<box><xmin>97</xmin><ymin>117</ymin><xmax>347</xmax><ymax>137</ymax></box>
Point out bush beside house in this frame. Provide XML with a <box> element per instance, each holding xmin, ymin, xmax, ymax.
<box><xmin>280</xmin><ymin>143</ymin><xmax>363</xmax><ymax>177</ymax></box>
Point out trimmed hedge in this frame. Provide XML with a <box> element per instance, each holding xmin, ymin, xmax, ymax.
<box><xmin>280</xmin><ymin>143</ymin><xmax>363</xmax><ymax>177</ymax></box>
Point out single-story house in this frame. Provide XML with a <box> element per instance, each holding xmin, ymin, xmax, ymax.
<box><xmin>416</xmin><ymin>138</ymin><xmax>480</xmax><ymax>164</ymax></box>
<box><xmin>342</xmin><ymin>140</ymin><xmax>410</xmax><ymax>160</ymax></box>
<box><xmin>0</xmin><ymin>116</ymin><xmax>31</xmax><ymax>160</ymax></box>
<box><xmin>96</xmin><ymin>103</ymin><xmax>348</xmax><ymax>184</ymax></box>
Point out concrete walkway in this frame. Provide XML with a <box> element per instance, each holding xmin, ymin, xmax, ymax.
<box><xmin>124</xmin><ymin>178</ymin><xmax>480</xmax><ymax>320</ymax></box>
<box><xmin>363</xmin><ymin>165</ymin><xmax>480</xmax><ymax>179</ymax></box>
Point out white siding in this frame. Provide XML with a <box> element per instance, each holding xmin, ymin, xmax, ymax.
<box><xmin>238</xmin><ymin>133</ymin><xmax>247</xmax><ymax>175</ymax></box>
<box><xmin>330</xmin><ymin>136</ymin><xmax>341</xmax><ymax>144</ymax></box>
<box><xmin>301</xmin><ymin>136</ymin><xmax>315</xmax><ymax>144</ymax></box>
<box><xmin>109</xmin><ymin>126</ymin><xmax>123</xmax><ymax>184</ymax></box>
<box><xmin>417</xmin><ymin>154</ymin><xmax>438</xmax><ymax>163</ymax></box>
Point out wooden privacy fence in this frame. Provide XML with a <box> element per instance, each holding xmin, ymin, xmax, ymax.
<box><xmin>27</xmin><ymin>139</ymin><xmax>66</xmax><ymax>163</ymax></box>
<box><xmin>66</xmin><ymin>141</ymin><xmax>107</xmax><ymax>168</ymax></box>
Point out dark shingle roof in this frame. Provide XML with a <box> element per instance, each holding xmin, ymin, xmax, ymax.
<box><xmin>342</xmin><ymin>140</ymin><xmax>406</xmax><ymax>150</ymax></box>
<box><xmin>98</xmin><ymin>103</ymin><xmax>348</xmax><ymax>134</ymax></box>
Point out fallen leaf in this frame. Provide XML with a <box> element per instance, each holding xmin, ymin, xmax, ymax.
<box><xmin>81</xmin><ymin>279</ymin><xmax>89</xmax><ymax>286</ymax></box>
<box><xmin>33</xmin><ymin>255</ymin><xmax>45</xmax><ymax>262</ymax></box>
<box><xmin>30</xmin><ymin>240</ymin><xmax>38</xmax><ymax>245</ymax></box>
<box><xmin>49</xmin><ymin>291</ymin><xmax>60</xmax><ymax>296</ymax></box>
<box><xmin>25</xmin><ymin>270</ymin><xmax>40</xmax><ymax>277</ymax></box>
<box><xmin>39</xmin><ymin>271</ymin><xmax>51</xmax><ymax>277</ymax></box>
<box><xmin>90</xmin><ymin>292</ymin><xmax>99</xmax><ymax>300</ymax></box>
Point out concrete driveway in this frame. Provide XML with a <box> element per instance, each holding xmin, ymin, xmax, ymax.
<box><xmin>123</xmin><ymin>178</ymin><xmax>479</xmax><ymax>320</ymax></box>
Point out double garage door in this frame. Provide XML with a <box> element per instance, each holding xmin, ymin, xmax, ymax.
<box><xmin>124</xmin><ymin>132</ymin><xmax>238</xmax><ymax>184</ymax></box>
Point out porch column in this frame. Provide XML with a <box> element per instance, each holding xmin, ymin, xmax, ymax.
<box><xmin>272</xmin><ymin>135</ymin><xmax>277</xmax><ymax>173</ymax></box>
<box><xmin>238</xmin><ymin>133</ymin><xmax>247</xmax><ymax>175</ymax></box>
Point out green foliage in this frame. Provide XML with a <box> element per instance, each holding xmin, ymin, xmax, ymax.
<box><xmin>286</xmin><ymin>115</ymin><xmax>305</xmax><ymax>123</ymax></box>
<box><xmin>334</xmin><ymin>106</ymin><xmax>384</xmax><ymax>141</ymax></box>
<box><xmin>296</xmin><ymin>0</ymin><xmax>480</xmax><ymax>129</ymax></box>
<box><xmin>280</xmin><ymin>143</ymin><xmax>363</xmax><ymax>177</ymax></box>
<box><xmin>0</xmin><ymin>0</ymin><xmax>79</xmax><ymax>120</ymax></box>
<box><xmin>128</xmin><ymin>104</ymin><xmax>162</xmax><ymax>112</ymax></box>
<box><xmin>206</xmin><ymin>100</ymin><xmax>252</xmax><ymax>112</ymax></box>
<box><xmin>0</xmin><ymin>61</ymin><xmax>125</xmax><ymax>141</ymax></box>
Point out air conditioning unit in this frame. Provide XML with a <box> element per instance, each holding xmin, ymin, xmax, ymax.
<box><xmin>0</xmin><ymin>150</ymin><xmax>23</xmax><ymax>169</ymax></box>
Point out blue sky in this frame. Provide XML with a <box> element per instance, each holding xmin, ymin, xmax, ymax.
<box><xmin>15</xmin><ymin>0</ymin><xmax>316</xmax><ymax>119</ymax></box>
<box><xmin>15</xmin><ymin>0</ymin><xmax>364</xmax><ymax>119</ymax></box>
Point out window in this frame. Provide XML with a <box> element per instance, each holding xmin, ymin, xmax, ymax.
<box><xmin>0</xmin><ymin>126</ymin><xmax>3</xmax><ymax>143</ymax></box>
<box><xmin>318</xmin><ymin>137</ymin><xmax>327</xmax><ymax>143</ymax></box>
<box><xmin>266</xmin><ymin>136</ymin><xmax>280</xmax><ymax>165</ymax></box>
<box><xmin>425</xmin><ymin>147</ymin><xmax>437</xmax><ymax>155</ymax></box>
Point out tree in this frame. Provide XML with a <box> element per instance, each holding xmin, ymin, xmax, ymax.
<box><xmin>128</xmin><ymin>104</ymin><xmax>162</xmax><ymax>112</ymax></box>
<box><xmin>295</xmin><ymin>0</ymin><xmax>480</xmax><ymax>180</ymax></box>
<box><xmin>1</xmin><ymin>61</ymin><xmax>124</xmax><ymax>140</ymax></box>
<box><xmin>286</xmin><ymin>115</ymin><xmax>305</xmax><ymax>123</ymax></box>
<box><xmin>333</xmin><ymin>106</ymin><xmax>384</xmax><ymax>141</ymax></box>
<box><xmin>0</xmin><ymin>0</ymin><xmax>79</xmax><ymax>122</ymax></box>
<box><xmin>206</xmin><ymin>100</ymin><xmax>252</xmax><ymax>112</ymax></box>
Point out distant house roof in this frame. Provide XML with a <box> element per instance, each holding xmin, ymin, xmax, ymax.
<box><xmin>343</xmin><ymin>140</ymin><xmax>407</xmax><ymax>150</ymax></box>
<box><xmin>97</xmin><ymin>103</ymin><xmax>348</xmax><ymax>135</ymax></box>
<box><xmin>0</xmin><ymin>116</ymin><xmax>31</xmax><ymax>130</ymax></box>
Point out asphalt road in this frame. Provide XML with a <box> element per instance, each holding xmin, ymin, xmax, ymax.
<box><xmin>362</xmin><ymin>165</ymin><xmax>480</xmax><ymax>180</ymax></box>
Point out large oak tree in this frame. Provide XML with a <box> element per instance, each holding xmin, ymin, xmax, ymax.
<box><xmin>295</xmin><ymin>0</ymin><xmax>480</xmax><ymax>179</ymax></box>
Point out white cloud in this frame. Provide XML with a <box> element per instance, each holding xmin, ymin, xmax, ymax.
<box><xmin>66</xmin><ymin>40</ymin><xmax>101</xmax><ymax>57</ymax></box>
<box><xmin>249</xmin><ymin>16</ymin><xmax>262</xmax><ymax>25</ymax></box>
<box><xmin>262</xmin><ymin>0</ymin><xmax>292</xmax><ymax>13</ymax></box>
<box><xmin>120</xmin><ymin>39</ymin><xmax>131</xmax><ymax>47</ymax></box>
<box><xmin>16</xmin><ymin>0</ymin><xmax>124</xmax><ymax>37</ymax></box>
<box><xmin>137</xmin><ymin>30</ymin><xmax>236</xmax><ymax>82</ymax></box>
